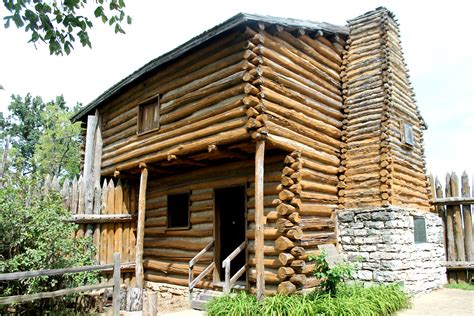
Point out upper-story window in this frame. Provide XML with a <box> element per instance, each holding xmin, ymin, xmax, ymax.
<box><xmin>138</xmin><ymin>95</ymin><xmax>160</xmax><ymax>134</ymax></box>
<box><xmin>401</xmin><ymin>122</ymin><xmax>415</xmax><ymax>147</ymax></box>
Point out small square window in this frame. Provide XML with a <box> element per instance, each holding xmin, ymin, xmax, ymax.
<box><xmin>167</xmin><ymin>193</ymin><xmax>190</xmax><ymax>229</ymax></box>
<box><xmin>413</xmin><ymin>216</ymin><xmax>427</xmax><ymax>244</ymax></box>
<box><xmin>402</xmin><ymin>122</ymin><xmax>415</xmax><ymax>147</ymax></box>
<box><xmin>138</xmin><ymin>95</ymin><xmax>160</xmax><ymax>134</ymax></box>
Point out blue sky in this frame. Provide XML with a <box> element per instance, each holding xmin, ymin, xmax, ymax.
<box><xmin>0</xmin><ymin>0</ymin><xmax>472</xmax><ymax>186</ymax></box>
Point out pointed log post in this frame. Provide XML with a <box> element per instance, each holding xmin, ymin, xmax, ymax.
<box><xmin>461</xmin><ymin>172</ymin><xmax>473</xmax><ymax>261</ymax></box>
<box><xmin>255</xmin><ymin>140</ymin><xmax>265</xmax><ymax>301</ymax></box>
<box><xmin>450</xmin><ymin>173</ymin><xmax>465</xmax><ymax>261</ymax></box>
<box><xmin>136</xmin><ymin>163</ymin><xmax>148</xmax><ymax>288</ymax></box>
<box><xmin>83</xmin><ymin>115</ymin><xmax>98</xmax><ymax>237</ymax></box>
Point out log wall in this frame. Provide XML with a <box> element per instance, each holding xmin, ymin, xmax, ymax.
<box><xmin>142</xmin><ymin>152</ymin><xmax>285</xmax><ymax>291</ymax></box>
<box><xmin>245</xmin><ymin>25</ymin><xmax>345</xmax><ymax>294</ymax></box>
<box><xmin>98</xmin><ymin>28</ymin><xmax>261</xmax><ymax>176</ymax></box>
<box><xmin>340</xmin><ymin>8</ymin><xmax>430</xmax><ymax>210</ymax></box>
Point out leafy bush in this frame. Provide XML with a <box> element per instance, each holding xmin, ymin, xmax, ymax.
<box><xmin>206</xmin><ymin>283</ymin><xmax>410</xmax><ymax>316</ymax></box>
<box><xmin>0</xmin><ymin>176</ymin><xmax>98</xmax><ymax>313</ymax></box>
<box><xmin>309</xmin><ymin>250</ymin><xmax>356</xmax><ymax>295</ymax></box>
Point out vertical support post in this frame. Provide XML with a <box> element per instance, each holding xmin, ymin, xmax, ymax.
<box><xmin>136</xmin><ymin>163</ymin><xmax>148</xmax><ymax>288</ymax></box>
<box><xmin>223</xmin><ymin>260</ymin><xmax>230</xmax><ymax>294</ymax></box>
<box><xmin>92</xmin><ymin>109</ymin><xmax>103</xmax><ymax>189</ymax></box>
<box><xmin>112</xmin><ymin>252</ymin><xmax>121</xmax><ymax>316</ymax></box>
<box><xmin>255</xmin><ymin>140</ymin><xmax>265</xmax><ymax>300</ymax></box>
<box><xmin>83</xmin><ymin>115</ymin><xmax>98</xmax><ymax>237</ymax></box>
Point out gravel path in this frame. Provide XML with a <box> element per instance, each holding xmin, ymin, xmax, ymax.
<box><xmin>397</xmin><ymin>288</ymin><xmax>474</xmax><ymax>316</ymax></box>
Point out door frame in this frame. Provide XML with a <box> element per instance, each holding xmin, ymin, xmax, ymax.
<box><xmin>212</xmin><ymin>183</ymin><xmax>248</xmax><ymax>284</ymax></box>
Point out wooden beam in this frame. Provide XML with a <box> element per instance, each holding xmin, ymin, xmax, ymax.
<box><xmin>83</xmin><ymin>115</ymin><xmax>98</xmax><ymax>237</ymax></box>
<box><xmin>0</xmin><ymin>283</ymin><xmax>113</xmax><ymax>305</ymax></box>
<box><xmin>136</xmin><ymin>163</ymin><xmax>148</xmax><ymax>288</ymax></box>
<box><xmin>65</xmin><ymin>214</ymin><xmax>137</xmax><ymax>224</ymax></box>
<box><xmin>207</xmin><ymin>144</ymin><xmax>249</xmax><ymax>159</ymax></box>
<box><xmin>432</xmin><ymin>197</ymin><xmax>474</xmax><ymax>205</ymax></box>
<box><xmin>161</xmin><ymin>155</ymin><xmax>207</xmax><ymax>167</ymax></box>
<box><xmin>255</xmin><ymin>140</ymin><xmax>265</xmax><ymax>301</ymax></box>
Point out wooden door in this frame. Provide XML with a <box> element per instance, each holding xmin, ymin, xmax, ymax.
<box><xmin>214</xmin><ymin>186</ymin><xmax>246</xmax><ymax>281</ymax></box>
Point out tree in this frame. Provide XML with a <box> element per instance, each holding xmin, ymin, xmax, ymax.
<box><xmin>0</xmin><ymin>94</ymin><xmax>46</xmax><ymax>174</ymax></box>
<box><xmin>34</xmin><ymin>101</ymin><xmax>82</xmax><ymax>177</ymax></box>
<box><xmin>2</xmin><ymin>0</ymin><xmax>132</xmax><ymax>55</ymax></box>
<box><xmin>0</xmin><ymin>176</ymin><xmax>97</xmax><ymax>313</ymax></box>
<box><xmin>0</xmin><ymin>93</ymin><xmax>81</xmax><ymax>177</ymax></box>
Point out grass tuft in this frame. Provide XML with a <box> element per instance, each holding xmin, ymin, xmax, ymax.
<box><xmin>206</xmin><ymin>283</ymin><xmax>410</xmax><ymax>316</ymax></box>
<box><xmin>445</xmin><ymin>283</ymin><xmax>474</xmax><ymax>291</ymax></box>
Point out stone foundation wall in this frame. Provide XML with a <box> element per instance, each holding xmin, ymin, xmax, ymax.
<box><xmin>144</xmin><ymin>282</ymin><xmax>190</xmax><ymax>313</ymax></box>
<box><xmin>337</xmin><ymin>207</ymin><xmax>446</xmax><ymax>294</ymax></box>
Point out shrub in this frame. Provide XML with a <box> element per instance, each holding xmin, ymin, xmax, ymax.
<box><xmin>309</xmin><ymin>250</ymin><xmax>356</xmax><ymax>295</ymax></box>
<box><xmin>0</xmin><ymin>176</ymin><xmax>98</xmax><ymax>314</ymax></box>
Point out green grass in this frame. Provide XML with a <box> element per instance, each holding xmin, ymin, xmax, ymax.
<box><xmin>206</xmin><ymin>283</ymin><xmax>410</xmax><ymax>316</ymax></box>
<box><xmin>445</xmin><ymin>283</ymin><xmax>474</xmax><ymax>291</ymax></box>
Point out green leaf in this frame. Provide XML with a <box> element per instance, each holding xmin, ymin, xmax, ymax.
<box><xmin>94</xmin><ymin>6</ymin><xmax>103</xmax><ymax>18</ymax></box>
<box><xmin>126</xmin><ymin>15</ymin><xmax>132</xmax><ymax>24</ymax></box>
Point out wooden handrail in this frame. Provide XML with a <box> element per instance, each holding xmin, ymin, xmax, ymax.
<box><xmin>189</xmin><ymin>239</ymin><xmax>215</xmax><ymax>303</ymax></box>
<box><xmin>223</xmin><ymin>240</ymin><xmax>248</xmax><ymax>294</ymax></box>
<box><xmin>190</xmin><ymin>262</ymin><xmax>215</xmax><ymax>289</ymax></box>
<box><xmin>222</xmin><ymin>240</ymin><xmax>247</xmax><ymax>268</ymax></box>
<box><xmin>190</xmin><ymin>240</ymin><xmax>214</xmax><ymax>266</ymax></box>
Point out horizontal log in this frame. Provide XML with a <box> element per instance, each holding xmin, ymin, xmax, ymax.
<box><xmin>433</xmin><ymin>197</ymin><xmax>474</xmax><ymax>206</ymax></box>
<box><xmin>64</xmin><ymin>214</ymin><xmax>136</xmax><ymax>223</ymax></box>
<box><xmin>143</xmin><ymin>248</ymin><xmax>213</xmax><ymax>262</ymax></box>
<box><xmin>144</xmin><ymin>259</ymin><xmax>206</xmax><ymax>276</ymax></box>
<box><xmin>144</xmin><ymin>237</ymin><xmax>212</xmax><ymax>252</ymax></box>
<box><xmin>144</xmin><ymin>271</ymin><xmax>213</xmax><ymax>289</ymax></box>
<box><xmin>267</xmin><ymin>134</ymin><xmax>339</xmax><ymax>168</ymax></box>
<box><xmin>445</xmin><ymin>261</ymin><xmax>474</xmax><ymax>269</ymax></box>
<box><xmin>103</xmin><ymin>95</ymin><xmax>244</xmax><ymax>157</ymax></box>
<box><xmin>104</xmin><ymin>127</ymin><xmax>250</xmax><ymax>175</ymax></box>
<box><xmin>0</xmin><ymin>262</ymin><xmax>134</xmax><ymax>281</ymax></box>
<box><xmin>103</xmin><ymin>113</ymin><xmax>247</xmax><ymax>168</ymax></box>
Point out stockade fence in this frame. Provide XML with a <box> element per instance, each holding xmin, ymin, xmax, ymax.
<box><xmin>429</xmin><ymin>171</ymin><xmax>474</xmax><ymax>284</ymax></box>
<box><xmin>41</xmin><ymin>174</ymin><xmax>137</xmax><ymax>287</ymax></box>
<box><xmin>0</xmin><ymin>253</ymin><xmax>125</xmax><ymax>316</ymax></box>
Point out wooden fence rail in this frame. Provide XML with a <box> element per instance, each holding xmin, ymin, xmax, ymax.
<box><xmin>429</xmin><ymin>171</ymin><xmax>474</xmax><ymax>284</ymax></box>
<box><xmin>0</xmin><ymin>253</ymin><xmax>125</xmax><ymax>316</ymax></box>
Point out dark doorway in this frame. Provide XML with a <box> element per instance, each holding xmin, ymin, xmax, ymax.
<box><xmin>215</xmin><ymin>186</ymin><xmax>246</xmax><ymax>281</ymax></box>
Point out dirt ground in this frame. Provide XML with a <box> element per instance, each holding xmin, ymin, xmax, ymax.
<box><xmin>397</xmin><ymin>288</ymin><xmax>474</xmax><ymax>316</ymax></box>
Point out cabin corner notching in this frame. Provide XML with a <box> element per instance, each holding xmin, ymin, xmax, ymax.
<box><xmin>75</xmin><ymin>7</ymin><xmax>444</xmax><ymax>298</ymax></box>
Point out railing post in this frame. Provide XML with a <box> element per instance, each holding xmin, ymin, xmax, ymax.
<box><xmin>223</xmin><ymin>260</ymin><xmax>230</xmax><ymax>294</ymax></box>
<box><xmin>112</xmin><ymin>252</ymin><xmax>121</xmax><ymax>316</ymax></box>
<box><xmin>189</xmin><ymin>263</ymin><xmax>193</xmax><ymax>305</ymax></box>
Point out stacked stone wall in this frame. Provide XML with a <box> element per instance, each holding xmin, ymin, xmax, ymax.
<box><xmin>337</xmin><ymin>207</ymin><xmax>446</xmax><ymax>293</ymax></box>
